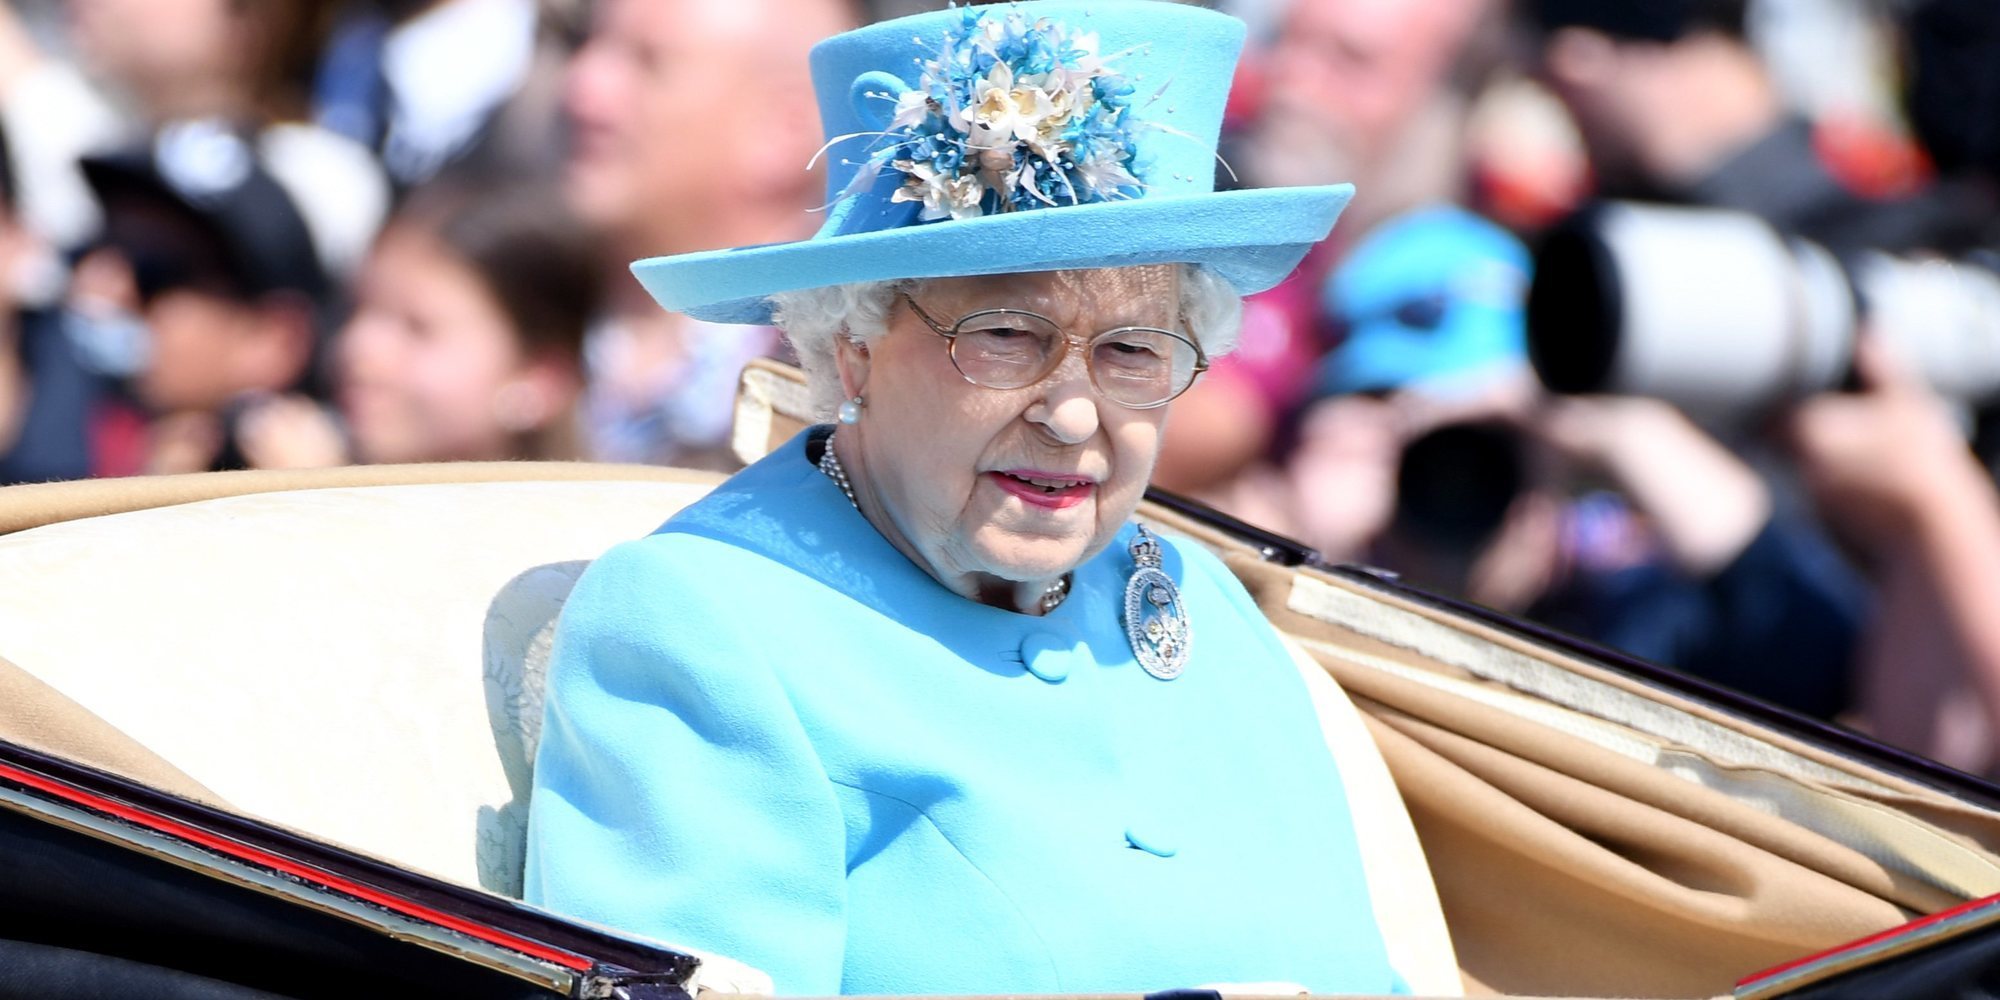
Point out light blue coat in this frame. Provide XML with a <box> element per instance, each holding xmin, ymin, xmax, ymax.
<box><xmin>525</xmin><ymin>430</ymin><xmax>1406</xmax><ymax>996</ymax></box>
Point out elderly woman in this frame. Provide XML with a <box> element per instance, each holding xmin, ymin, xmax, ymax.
<box><xmin>527</xmin><ymin>2</ymin><xmax>1441</xmax><ymax>995</ymax></box>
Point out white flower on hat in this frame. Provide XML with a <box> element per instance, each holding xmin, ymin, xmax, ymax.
<box><xmin>960</xmin><ymin>62</ymin><xmax>1050</xmax><ymax>148</ymax></box>
<box><xmin>889</xmin><ymin>89</ymin><xmax>935</xmax><ymax>131</ymax></box>
<box><xmin>1074</xmin><ymin>146</ymin><xmax>1144</xmax><ymax>198</ymax></box>
<box><xmin>890</xmin><ymin>159</ymin><xmax>985</xmax><ymax>221</ymax></box>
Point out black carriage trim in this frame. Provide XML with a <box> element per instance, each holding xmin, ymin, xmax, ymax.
<box><xmin>0</xmin><ymin>737</ymin><xmax>700</xmax><ymax>999</ymax></box>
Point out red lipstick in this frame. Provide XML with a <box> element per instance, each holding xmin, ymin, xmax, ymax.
<box><xmin>986</xmin><ymin>470</ymin><xmax>1097</xmax><ymax>509</ymax></box>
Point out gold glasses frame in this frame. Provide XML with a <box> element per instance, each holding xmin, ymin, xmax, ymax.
<box><xmin>899</xmin><ymin>293</ymin><xmax>1210</xmax><ymax>409</ymax></box>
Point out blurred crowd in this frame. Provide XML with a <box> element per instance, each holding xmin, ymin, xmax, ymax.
<box><xmin>1</xmin><ymin>0</ymin><xmax>1999</xmax><ymax>771</ymax></box>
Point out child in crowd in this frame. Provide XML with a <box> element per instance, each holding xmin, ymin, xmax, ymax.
<box><xmin>246</xmin><ymin>180</ymin><xmax>598</xmax><ymax>466</ymax></box>
<box><xmin>339</xmin><ymin>180</ymin><xmax>596</xmax><ymax>463</ymax></box>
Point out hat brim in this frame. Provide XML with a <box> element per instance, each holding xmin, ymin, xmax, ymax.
<box><xmin>631</xmin><ymin>184</ymin><xmax>1354</xmax><ymax>325</ymax></box>
<box><xmin>79</xmin><ymin>155</ymin><xmax>221</xmax><ymax>241</ymax></box>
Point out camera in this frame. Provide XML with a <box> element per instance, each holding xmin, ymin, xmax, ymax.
<box><xmin>1525</xmin><ymin>201</ymin><xmax>2000</xmax><ymax>423</ymax></box>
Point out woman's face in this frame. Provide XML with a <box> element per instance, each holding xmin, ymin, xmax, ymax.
<box><xmin>338</xmin><ymin>225</ymin><xmax>554</xmax><ymax>464</ymax></box>
<box><xmin>837</xmin><ymin>266</ymin><xmax>1183</xmax><ymax>598</ymax></box>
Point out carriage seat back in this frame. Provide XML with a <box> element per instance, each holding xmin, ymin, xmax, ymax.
<box><xmin>0</xmin><ymin>473</ymin><xmax>716</xmax><ymax>893</ymax></box>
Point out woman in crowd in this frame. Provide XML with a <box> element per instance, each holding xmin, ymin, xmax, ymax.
<box><xmin>527</xmin><ymin>3</ymin><xmax>1452</xmax><ymax>995</ymax></box>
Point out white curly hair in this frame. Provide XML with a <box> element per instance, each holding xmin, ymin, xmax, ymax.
<box><xmin>768</xmin><ymin>264</ymin><xmax>1245</xmax><ymax>418</ymax></box>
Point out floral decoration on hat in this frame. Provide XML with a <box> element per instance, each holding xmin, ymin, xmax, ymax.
<box><xmin>839</xmin><ymin>6</ymin><xmax>1153</xmax><ymax>221</ymax></box>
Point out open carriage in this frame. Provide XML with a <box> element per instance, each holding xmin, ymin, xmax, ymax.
<box><xmin>4</xmin><ymin>360</ymin><xmax>2000</xmax><ymax>1000</ymax></box>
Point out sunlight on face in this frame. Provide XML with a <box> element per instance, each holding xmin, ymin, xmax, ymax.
<box><xmin>336</xmin><ymin>225</ymin><xmax>530</xmax><ymax>464</ymax></box>
<box><xmin>68</xmin><ymin>0</ymin><xmax>238</xmax><ymax>96</ymax></box>
<box><xmin>562</xmin><ymin>0</ymin><xmax>845</xmax><ymax>237</ymax></box>
<box><xmin>837</xmin><ymin>266</ymin><xmax>1183</xmax><ymax>601</ymax></box>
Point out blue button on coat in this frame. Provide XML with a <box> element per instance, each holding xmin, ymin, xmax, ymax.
<box><xmin>525</xmin><ymin>430</ymin><xmax>1406</xmax><ymax>996</ymax></box>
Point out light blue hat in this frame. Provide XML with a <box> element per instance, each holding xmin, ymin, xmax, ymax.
<box><xmin>1319</xmin><ymin>205</ymin><xmax>1531</xmax><ymax>397</ymax></box>
<box><xmin>631</xmin><ymin>0</ymin><xmax>1354</xmax><ymax>325</ymax></box>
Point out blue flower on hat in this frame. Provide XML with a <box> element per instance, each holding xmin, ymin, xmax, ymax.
<box><xmin>844</xmin><ymin>5</ymin><xmax>1149</xmax><ymax>221</ymax></box>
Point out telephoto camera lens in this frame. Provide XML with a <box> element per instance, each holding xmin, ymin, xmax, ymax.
<box><xmin>1526</xmin><ymin>202</ymin><xmax>2000</xmax><ymax>422</ymax></box>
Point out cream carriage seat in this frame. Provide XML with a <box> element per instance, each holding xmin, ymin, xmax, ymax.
<box><xmin>0</xmin><ymin>464</ymin><xmax>719</xmax><ymax>897</ymax></box>
<box><xmin>0</xmin><ymin>460</ymin><xmax>1461</xmax><ymax>996</ymax></box>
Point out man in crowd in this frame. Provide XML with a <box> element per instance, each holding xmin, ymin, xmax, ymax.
<box><xmin>561</xmin><ymin>0</ymin><xmax>858</xmax><ymax>468</ymax></box>
<box><xmin>1240</xmin><ymin>0</ymin><xmax>1503</xmax><ymax>250</ymax></box>
<box><xmin>1530</xmin><ymin>0</ymin><xmax>1968</xmax><ymax>253</ymax></box>
<box><xmin>1524</xmin><ymin>0</ymin><xmax>2000</xmax><ymax>753</ymax></box>
<box><xmin>1154</xmin><ymin>0</ymin><xmax>1504</xmax><ymax>496</ymax></box>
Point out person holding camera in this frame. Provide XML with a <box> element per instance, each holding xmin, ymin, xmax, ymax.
<box><xmin>1261</xmin><ymin>207</ymin><xmax>1870</xmax><ymax>721</ymax></box>
<box><xmin>1528</xmin><ymin>0</ymin><xmax>1962</xmax><ymax>255</ymax></box>
<box><xmin>1519</xmin><ymin>0</ymin><xmax>2000</xmax><ymax>763</ymax></box>
<box><xmin>1786</xmin><ymin>338</ymin><xmax>2000</xmax><ymax>773</ymax></box>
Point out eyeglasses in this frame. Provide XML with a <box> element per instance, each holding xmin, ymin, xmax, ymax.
<box><xmin>901</xmin><ymin>293</ymin><xmax>1209</xmax><ymax>409</ymax></box>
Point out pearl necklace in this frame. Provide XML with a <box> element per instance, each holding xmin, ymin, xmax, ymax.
<box><xmin>818</xmin><ymin>432</ymin><xmax>1070</xmax><ymax>614</ymax></box>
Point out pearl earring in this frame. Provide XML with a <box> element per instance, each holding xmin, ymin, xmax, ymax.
<box><xmin>837</xmin><ymin>395</ymin><xmax>865</xmax><ymax>425</ymax></box>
